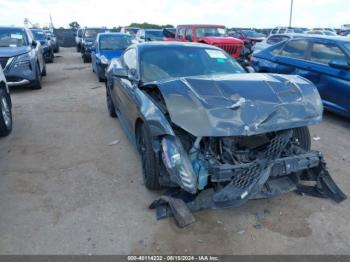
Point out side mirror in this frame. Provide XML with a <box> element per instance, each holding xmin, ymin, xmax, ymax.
<box><xmin>32</xmin><ymin>40</ymin><xmax>37</xmax><ymax>48</ymax></box>
<box><xmin>140</xmin><ymin>35</ymin><xmax>145</xmax><ymax>40</ymax></box>
<box><xmin>329</xmin><ymin>59</ymin><xmax>349</xmax><ymax>70</ymax></box>
<box><xmin>113</xmin><ymin>67</ymin><xmax>128</xmax><ymax>78</ymax></box>
<box><xmin>128</xmin><ymin>68</ymin><xmax>139</xmax><ymax>82</ymax></box>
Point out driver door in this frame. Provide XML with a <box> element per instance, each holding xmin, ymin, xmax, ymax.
<box><xmin>112</xmin><ymin>48</ymin><xmax>139</xmax><ymax>134</ymax></box>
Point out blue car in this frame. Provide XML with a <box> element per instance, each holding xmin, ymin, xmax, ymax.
<box><xmin>252</xmin><ymin>35</ymin><xmax>350</xmax><ymax>118</ymax></box>
<box><xmin>91</xmin><ymin>33</ymin><xmax>131</xmax><ymax>81</ymax></box>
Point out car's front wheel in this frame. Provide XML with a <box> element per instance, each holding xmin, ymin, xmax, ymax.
<box><xmin>31</xmin><ymin>64</ymin><xmax>42</xmax><ymax>90</ymax></box>
<box><xmin>136</xmin><ymin>123</ymin><xmax>161</xmax><ymax>190</ymax></box>
<box><xmin>0</xmin><ymin>89</ymin><xmax>12</xmax><ymax>137</ymax></box>
<box><xmin>293</xmin><ymin>126</ymin><xmax>311</xmax><ymax>151</ymax></box>
<box><xmin>106</xmin><ymin>87</ymin><xmax>116</xmax><ymax>118</ymax></box>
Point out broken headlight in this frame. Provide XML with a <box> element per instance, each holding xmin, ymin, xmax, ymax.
<box><xmin>161</xmin><ymin>136</ymin><xmax>197</xmax><ymax>194</ymax></box>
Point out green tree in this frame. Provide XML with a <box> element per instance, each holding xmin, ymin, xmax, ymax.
<box><xmin>69</xmin><ymin>21</ymin><xmax>80</xmax><ymax>30</ymax></box>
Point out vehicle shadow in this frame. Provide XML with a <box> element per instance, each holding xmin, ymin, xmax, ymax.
<box><xmin>9</xmin><ymin>86</ymin><xmax>37</xmax><ymax>94</ymax></box>
<box><xmin>323</xmin><ymin>111</ymin><xmax>350</xmax><ymax>128</ymax></box>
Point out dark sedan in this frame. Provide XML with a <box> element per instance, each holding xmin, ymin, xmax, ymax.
<box><xmin>104</xmin><ymin>42</ymin><xmax>345</xmax><ymax>222</ymax></box>
<box><xmin>31</xmin><ymin>29</ymin><xmax>54</xmax><ymax>63</ymax></box>
<box><xmin>252</xmin><ymin>35</ymin><xmax>350</xmax><ymax>118</ymax></box>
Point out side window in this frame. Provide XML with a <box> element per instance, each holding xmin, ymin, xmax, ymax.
<box><xmin>309</xmin><ymin>43</ymin><xmax>348</xmax><ymax>65</ymax></box>
<box><xmin>78</xmin><ymin>30</ymin><xmax>83</xmax><ymax>37</ymax></box>
<box><xmin>123</xmin><ymin>48</ymin><xmax>137</xmax><ymax>69</ymax></box>
<box><xmin>280</xmin><ymin>40</ymin><xmax>308</xmax><ymax>59</ymax></box>
<box><xmin>279</xmin><ymin>28</ymin><xmax>286</xmax><ymax>34</ymax></box>
<box><xmin>177</xmin><ymin>28</ymin><xmax>185</xmax><ymax>40</ymax></box>
<box><xmin>271</xmin><ymin>29</ymin><xmax>278</xmax><ymax>35</ymax></box>
<box><xmin>185</xmin><ymin>28</ymin><xmax>192</xmax><ymax>41</ymax></box>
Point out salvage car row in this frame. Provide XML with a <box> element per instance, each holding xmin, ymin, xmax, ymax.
<box><xmin>0</xmin><ymin>26</ymin><xmax>60</xmax><ymax>136</ymax></box>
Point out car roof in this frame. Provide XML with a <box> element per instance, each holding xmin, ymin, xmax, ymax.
<box><xmin>290</xmin><ymin>34</ymin><xmax>350</xmax><ymax>43</ymax></box>
<box><xmin>98</xmin><ymin>32</ymin><xmax>130</xmax><ymax>37</ymax></box>
<box><xmin>0</xmin><ymin>26</ymin><xmax>25</xmax><ymax>30</ymax></box>
<box><xmin>135</xmin><ymin>41</ymin><xmax>223</xmax><ymax>51</ymax></box>
<box><xmin>178</xmin><ymin>24</ymin><xmax>225</xmax><ymax>28</ymax></box>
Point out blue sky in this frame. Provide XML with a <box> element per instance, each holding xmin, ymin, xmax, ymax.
<box><xmin>0</xmin><ymin>0</ymin><xmax>349</xmax><ymax>28</ymax></box>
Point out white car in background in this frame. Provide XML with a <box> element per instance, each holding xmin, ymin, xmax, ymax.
<box><xmin>253</xmin><ymin>33</ymin><xmax>304</xmax><ymax>53</ymax></box>
<box><xmin>0</xmin><ymin>65</ymin><xmax>12</xmax><ymax>137</ymax></box>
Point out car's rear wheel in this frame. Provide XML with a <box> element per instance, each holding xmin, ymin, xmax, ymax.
<box><xmin>31</xmin><ymin>64</ymin><xmax>42</xmax><ymax>90</ymax></box>
<box><xmin>0</xmin><ymin>89</ymin><xmax>12</xmax><ymax>137</ymax></box>
<box><xmin>48</xmin><ymin>49</ymin><xmax>54</xmax><ymax>63</ymax></box>
<box><xmin>106</xmin><ymin>87</ymin><xmax>116</xmax><ymax>118</ymax></box>
<box><xmin>136</xmin><ymin>123</ymin><xmax>161</xmax><ymax>190</ymax></box>
<box><xmin>293</xmin><ymin>126</ymin><xmax>311</xmax><ymax>150</ymax></box>
<box><xmin>42</xmin><ymin>63</ymin><xmax>47</xmax><ymax>76</ymax></box>
<box><xmin>76</xmin><ymin>45</ymin><xmax>81</xmax><ymax>52</ymax></box>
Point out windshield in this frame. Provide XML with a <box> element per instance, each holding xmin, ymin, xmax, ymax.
<box><xmin>141</xmin><ymin>46</ymin><xmax>245</xmax><ymax>82</ymax></box>
<box><xmin>195</xmin><ymin>27</ymin><xmax>227</xmax><ymax>37</ymax></box>
<box><xmin>126</xmin><ymin>28</ymin><xmax>139</xmax><ymax>35</ymax></box>
<box><xmin>0</xmin><ymin>28</ymin><xmax>28</xmax><ymax>47</ymax></box>
<box><xmin>100</xmin><ymin>35</ymin><xmax>131</xmax><ymax>50</ymax></box>
<box><xmin>145</xmin><ymin>30</ymin><xmax>164</xmax><ymax>40</ymax></box>
<box><xmin>84</xmin><ymin>29</ymin><xmax>105</xmax><ymax>39</ymax></box>
<box><xmin>242</xmin><ymin>30</ymin><xmax>265</xmax><ymax>38</ymax></box>
<box><xmin>32</xmin><ymin>30</ymin><xmax>46</xmax><ymax>41</ymax></box>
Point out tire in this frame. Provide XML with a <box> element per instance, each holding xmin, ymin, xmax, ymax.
<box><xmin>77</xmin><ymin>45</ymin><xmax>81</xmax><ymax>52</ymax></box>
<box><xmin>42</xmin><ymin>64</ymin><xmax>47</xmax><ymax>76</ymax></box>
<box><xmin>31</xmin><ymin>64</ymin><xmax>42</xmax><ymax>90</ymax></box>
<box><xmin>136</xmin><ymin>123</ymin><xmax>161</xmax><ymax>190</ymax></box>
<box><xmin>0</xmin><ymin>89</ymin><xmax>12</xmax><ymax>137</ymax></box>
<box><xmin>106</xmin><ymin>87</ymin><xmax>116</xmax><ymax>118</ymax></box>
<box><xmin>293</xmin><ymin>126</ymin><xmax>311</xmax><ymax>151</ymax></box>
<box><xmin>83</xmin><ymin>56</ymin><xmax>89</xmax><ymax>63</ymax></box>
<box><xmin>48</xmin><ymin>49</ymin><xmax>54</xmax><ymax>63</ymax></box>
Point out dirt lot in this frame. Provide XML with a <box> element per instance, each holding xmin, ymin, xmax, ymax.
<box><xmin>0</xmin><ymin>48</ymin><xmax>350</xmax><ymax>255</ymax></box>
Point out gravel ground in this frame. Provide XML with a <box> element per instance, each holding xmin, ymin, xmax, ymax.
<box><xmin>0</xmin><ymin>48</ymin><xmax>349</xmax><ymax>255</ymax></box>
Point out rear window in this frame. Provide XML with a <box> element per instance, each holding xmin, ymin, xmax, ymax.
<box><xmin>99</xmin><ymin>35</ymin><xmax>131</xmax><ymax>50</ymax></box>
<box><xmin>280</xmin><ymin>40</ymin><xmax>308</xmax><ymax>59</ymax></box>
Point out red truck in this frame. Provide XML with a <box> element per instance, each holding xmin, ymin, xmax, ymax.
<box><xmin>165</xmin><ymin>24</ymin><xmax>244</xmax><ymax>59</ymax></box>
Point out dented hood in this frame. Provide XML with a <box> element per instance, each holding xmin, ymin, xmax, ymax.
<box><xmin>155</xmin><ymin>73</ymin><xmax>323</xmax><ymax>137</ymax></box>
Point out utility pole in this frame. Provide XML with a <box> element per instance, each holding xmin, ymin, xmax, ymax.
<box><xmin>289</xmin><ymin>0</ymin><xmax>294</xmax><ymax>27</ymax></box>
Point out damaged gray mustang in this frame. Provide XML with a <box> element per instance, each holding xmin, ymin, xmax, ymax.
<box><xmin>105</xmin><ymin>42</ymin><xmax>346</xmax><ymax>227</ymax></box>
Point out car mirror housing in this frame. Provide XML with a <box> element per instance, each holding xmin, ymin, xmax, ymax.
<box><xmin>31</xmin><ymin>40</ymin><xmax>37</xmax><ymax>48</ymax></box>
<box><xmin>329</xmin><ymin>59</ymin><xmax>350</xmax><ymax>70</ymax></box>
<box><xmin>128</xmin><ymin>68</ymin><xmax>139</xmax><ymax>82</ymax></box>
<box><xmin>112</xmin><ymin>67</ymin><xmax>128</xmax><ymax>78</ymax></box>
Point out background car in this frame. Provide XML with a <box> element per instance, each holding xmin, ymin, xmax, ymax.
<box><xmin>91</xmin><ymin>33</ymin><xmax>131</xmax><ymax>81</ymax></box>
<box><xmin>75</xmin><ymin>28</ymin><xmax>83</xmax><ymax>52</ymax></box>
<box><xmin>270</xmin><ymin>27</ymin><xmax>309</xmax><ymax>35</ymax></box>
<box><xmin>80</xmin><ymin>27</ymin><xmax>107</xmax><ymax>63</ymax></box>
<box><xmin>253</xmin><ymin>33</ymin><xmax>304</xmax><ymax>53</ymax></box>
<box><xmin>307</xmin><ymin>30</ymin><xmax>338</xmax><ymax>36</ymax></box>
<box><xmin>0</xmin><ymin>65</ymin><xmax>12</xmax><ymax>136</ymax></box>
<box><xmin>135</xmin><ymin>29</ymin><xmax>165</xmax><ymax>42</ymax></box>
<box><xmin>120</xmin><ymin>27</ymin><xmax>140</xmax><ymax>42</ymax></box>
<box><xmin>252</xmin><ymin>35</ymin><xmax>350</xmax><ymax>118</ymax></box>
<box><xmin>31</xmin><ymin>29</ymin><xmax>54</xmax><ymax>63</ymax></box>
<box><xmin>44</xmin><ymin>30</ymin><xmax>59</xmax><ymax>53</ymax></box>
<box><xmin>0</xmin><ymin>26</ymin><xmax>45</xmax><ymax>89</ymax></box>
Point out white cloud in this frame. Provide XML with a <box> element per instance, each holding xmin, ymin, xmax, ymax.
<box><xmin>0</xmin><ymin>0</ymin><xmax>349</xmax><ymax>28</ymax></box>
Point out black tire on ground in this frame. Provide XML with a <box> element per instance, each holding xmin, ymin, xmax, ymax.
<box><xmin>77</xmin><ymin>45</ymin><xmax>81</xmax><ymax>52</ymax></box>
<box><xmin>48</xmin><ymin>49</ymin><xmax>54</xmax><ymax>63</ymax></box>
<box><xmin>83</xmin><ymin>56</ymin><xmax>89</xmax><ymax>63</ymax></box>
<box><xmin>42</xmin><ymin>64</ymin><xmax>47</xmax><ymax>76</ymax></box>
<box><xmin>293</xmin><ymin>126</ymin><xmax>311</xmax><ymax>151</ymax></box>
<box><xmin>0</xmin><ymin>89</ymin><xmax>12</xmax><ymax>137</ymax></box>
<box><xmin>106</xmin><ymin>87</ymin><xmax>116</xmax><ymax>118</ymax></box>
<box><xmin>54</xmin><ymin>46</ymin><xmax>60</xmax><ymax>53</ymax></box>
<box><xmin>136</xmin><ymin>123</ymin><xmax>161</xmax><ymax>190</ymax></box>
<box><xmin>31</xmin><ymin>64</ymin><xmax>42</xmax><ymax>90</ymax></box>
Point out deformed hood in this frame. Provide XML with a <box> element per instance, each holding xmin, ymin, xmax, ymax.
<box><xmin>155</xmin><ymin>73</ymin><xmax>323</xmax><ymax>137</ymax></box>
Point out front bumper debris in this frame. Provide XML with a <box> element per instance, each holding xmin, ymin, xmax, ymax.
<box><xmin>150</xmin><ymin>139</ymin><xmax>347</xmax><ymax>227</ymax></box>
